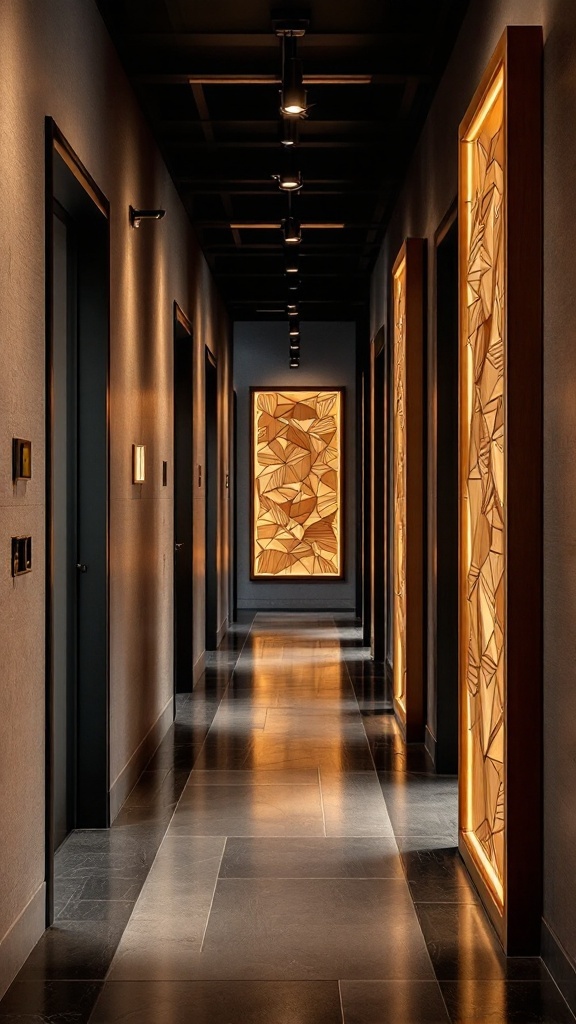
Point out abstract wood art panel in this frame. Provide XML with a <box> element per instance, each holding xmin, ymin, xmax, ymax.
<box><xmin>460</xmin><ymin>65</ymin><xmax>505</xmax><ymax>911</ymax></box>
<box><xmin>251</xmin><ymin>388</ymin><xmax>343</xmax><ymax>578</ymax></box>
<box><xmin>393</xmin><ymin>256</ymin><xmax>407</xmax><ymax>716</ymax></box>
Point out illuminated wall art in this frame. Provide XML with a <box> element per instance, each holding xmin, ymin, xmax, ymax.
<box><xmin>251</xmin><ymin>388</ymin><xmax>343</xmax><ymax>579</ymax></box>
<box><xmin>458</xmin><ymin>26</ymin><xmax>542</xmax><ymax>953</ymax></box>
<box><xmin>391</xmin><ymin>239</ymin><xmax>425</xmax><ymax>741</ymax></box>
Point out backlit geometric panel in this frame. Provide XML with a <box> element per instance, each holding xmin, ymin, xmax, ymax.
<box><xmin>392</xmin><ymin>257</ymin><xmax>407</xmax><ymax>716</ymax></box>
<box><xmin>251</xmin><ymin>388</ymin><xmax>343</xmax><ymax>578</ymax></box>
<box><xmin>460</xmin><ymin>67</ymin><xmax>505</xmax><ymax>909</ymax></box>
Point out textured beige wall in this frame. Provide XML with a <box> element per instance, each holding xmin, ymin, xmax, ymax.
<box><xmin>0</xmin><ymin>0</ymin><xmax>230</xmax><ymax>986</ymax></box>
<box><xmin>371</xmin><ymin>0</ymin><xmax>576</xmax><ymax>970</ymax></box>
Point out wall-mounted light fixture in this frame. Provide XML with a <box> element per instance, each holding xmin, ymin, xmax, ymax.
<box><xmin>129</xmin><ymin>206</ymin><xmax>166</xmax><ymax>228</ymax></box>
<box><xmin>132</xmin><ymin>444</ymin><xmax>146</xmax><ymax>483</ymax></box>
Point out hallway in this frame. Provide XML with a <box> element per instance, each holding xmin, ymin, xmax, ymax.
<box><xmin>1</xmin><ymin>616</ymin><xmax>571</xmax><ymax>1023</ymax></box>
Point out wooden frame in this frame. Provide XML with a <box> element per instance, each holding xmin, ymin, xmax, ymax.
<box><xmin>250</xmin><ymin>386</ymin><xmax>345</xmax><ymax>580</ymax></box>
<box><xmin>391</xmin><ymin>238</ymin><xmax>425</xmax><ymax>741</ymax></box>
<box><xmin>458</xmin><ymin>26</ymin><xmax>543</xmax><ymax>954</ymax></box>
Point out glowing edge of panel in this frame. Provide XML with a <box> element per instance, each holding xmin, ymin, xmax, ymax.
<box><xmin>460</xmin><ymin>64</ymin><xmax>506</xmax><ymax>916</ymax></box>
<box><xmin>251</xmin><ymin>388</ymin><xmax>343</xmax><ymax>579</ymax></box>
<box><xmin>392</xmin><ymin>257</ymin><xmax>407</xmax><ymax>720</ymax></box>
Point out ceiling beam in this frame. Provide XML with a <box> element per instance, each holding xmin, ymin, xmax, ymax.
<box><xmin>189</xmin><ymin>82</ymin><xmax>214</xmax><ymax>143</ymax></box>
<box><xmin>128</xmin><ymin>32</ymin><xmax>426</xmax><ymax>49</ymax></box>
<box><xmin>134</xmin><ymin>71</ymin><xmax>432</xmax><ymax>85</ymax></box>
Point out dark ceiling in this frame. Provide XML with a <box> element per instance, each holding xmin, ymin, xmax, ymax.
<box><xmin>97</xmin><ymin>0</ymin><xmax>470</xmax><ymax>323</ymax></box>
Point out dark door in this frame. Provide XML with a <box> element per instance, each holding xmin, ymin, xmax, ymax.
<box><xmin>52</xmin><ymin>206</ymin><xmax>77</xmax><ymax>852</ymax></box>
<box><xmin>430</xmin><ymin>213</ymin><xmax>459</xmax><ymax>773</ymax></box>
<box><xmin>174</xmin><ymin>306</ymin><xmax>194</xmax><ymax>693</ymax></box>
<box><xmin>231</xmin><ymin>390</ymin><xmax>238</xmax><ymax>623</ymax></box>
<box><xmin>205</xmin><ymin>350</ymin><xmax>218</xmax><ymax>649</ymax></box>
<box><xmin>47</xmin><ymin>122</ymin><xmax>110</xmax><ymax>920</ymax></box>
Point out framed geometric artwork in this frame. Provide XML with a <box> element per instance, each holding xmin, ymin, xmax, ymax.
<box><xmin>391</xmin><ymin>238</ymin><xmax>425</xmax><ymax>742</ymax></box>
<box><xmin>251</xmin><ymin>387</ymin><xmax>344</xmax><ymax>579</ymax></box>
<box><xmin>458</xmin><ymin>26</ymin><xmax>543</xmax><ymax>954</ymax></box>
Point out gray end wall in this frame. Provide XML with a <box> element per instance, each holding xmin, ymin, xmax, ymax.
<box><xmin>234</xmin><ymin>321</ymin><xmax>356</xmax><ymax>611</ymax></box>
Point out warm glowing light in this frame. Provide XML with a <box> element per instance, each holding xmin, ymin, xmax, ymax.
<box><xmin>252</xmin><ymin>389</ymin><xmax>342</xmax><ymax>577</ymax></box>
<box><xmin>392</xmin><ymin>256</ymin><xmax>407</xmax><ymax>721</ymax></box>
<box><xmin>132</xmin><ymin>444</ymin><xmax>146</xmax><ymax>483</ymax></box>
<box><xmin>460</xmin><ymin>66</ymin><xmax>506</xmax><ymax>909</ymax></box>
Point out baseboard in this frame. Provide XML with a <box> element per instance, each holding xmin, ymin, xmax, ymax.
<box><xmin>0</xmin><ymin>883</ymin><xmax>45</xmax><ymax>999</ymax></box>
<box><xmin>425</xmin><ymin>725</ymin><xmax>437</xmax><ymax>764</ymax></box>
<box><xmin>216</xmin><ymin>617</ymin><xmax>228</xmax><ymax>647</ymax></box>
<box><xmin>193</xmin><ymin>651</ymin><xmax>206</xmax><ymax>687</ymax></box>
<box><xmin>542</xmin><ymin>918</ymin><xmax>576</xmax><ymax>1016</ymax></box>
<box><xmin>109</xmin><ymin>698</ymin><xmax>174</xmax><ymax>822</ymax></box>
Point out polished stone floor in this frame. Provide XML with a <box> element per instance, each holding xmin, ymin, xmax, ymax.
<box><xmin>0</xmin><ymin>614</ymin><xmax>573</xmax><ymax>1023</ymax></box>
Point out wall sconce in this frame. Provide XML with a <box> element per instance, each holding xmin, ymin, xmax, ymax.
<box><xmin>129</xmin><ymin>206</ymin><xmax>166</xmax><ymax>228</ymax></box>
<box><xmin>12</xmin><ymin>438</ymin><xmax>32</xmax><ymax>481</ymax></box>
<box><xmin>132</xmin><ymin>444</ymin><xmax>146</xmax><ymax>483</ymax></box>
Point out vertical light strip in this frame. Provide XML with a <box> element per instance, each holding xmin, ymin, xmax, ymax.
<box><xmin>392</xmin><ymin>258</ymin><xmax>407</xmax><ymax>718</ymax></box>
<box><xmin>460</xmin><ymin>67</ymin><xmax>506</xmax><ymax>910</ymax></box>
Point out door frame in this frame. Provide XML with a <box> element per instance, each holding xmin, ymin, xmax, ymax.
<box><xmin>173</xmin><ymin>301</ymin><xmax>194</xmax><ymax>696</ymax></box>
<box><xmin>45</xmin><ymin>118</ymin><xmax>110</xmax><ymax>924</ymax></box>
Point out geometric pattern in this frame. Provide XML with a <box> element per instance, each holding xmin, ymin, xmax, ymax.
<box><xmin>252</xmin><ymin>389</ymin><xmax>342</xmax><ymax>577</ymax></box>
<box><xmin>392</xmin><ymin>257</ymin><xmax>407</xmax><ymax>713</ymax></box>
<box><xmin>461</xmin><ymin>71</ymin><xmax>505</xmax><ymax>899</ymax></box>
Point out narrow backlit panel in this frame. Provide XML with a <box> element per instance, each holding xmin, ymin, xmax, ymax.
<box><xmin>392</xmin><ymin>257</ymin><xmax>407</xmax><ymax>717</ymax></box>
<box><xmin>460</xmin><ymin>67</ymin><xmax>505</xmax><ymax>908</ymax></box>
<box><xmin>251</xmin><ymin>388</ymin><xmax>343</xmax><ymax>578</ymax></box>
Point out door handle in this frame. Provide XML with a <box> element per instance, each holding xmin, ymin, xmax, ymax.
<box><xmin>76</xmin><ymin>563</ymin><xmax>88</xmax><ymax>573</ymax></box>
<box><xmin>175</xmin><ymin>543</ymin><xmax>184</xmax><ymax>552</ymax></box>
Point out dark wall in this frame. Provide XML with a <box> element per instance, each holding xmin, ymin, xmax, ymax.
<box><xmin>370</xmin><ymin>0</ymin><xmax>576</xmax><ymax>986</ymax></box>
<box><xmin>234</xmin><ymin>321</ymin><xmax>357</xmax><ymax>611</ymax></box>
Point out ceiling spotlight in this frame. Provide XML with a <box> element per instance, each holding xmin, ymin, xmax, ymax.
<box><xmin>279</xmin><ymin>32</ymin><xmax>308</xmax><ymax>118</ymax></box>
<box><xmin>129</xmin><ymin>206</ymin><xmax>166</xmax><ymax>228</ymax></box>
<box><xmin>289</xmin><ymin>341</ymin><xmax>300</xmax><ymax>352</ymax></box>
<box><xmin>282</xmin><ymin>215</ymin><xmax>301</xmax><ymax>245</ymax></box>
<box><xmin>280</xmin><ymin>118</ymin><xmax>299</xmax><ymax>147</ymax></box>
<box><xmin>290</xmin><ymin>356</ymin><xmax>300</xmax><ymax>369</ymax></box>
<box><xmin>285</xmin><ymin>250</ymin><xmax>299</xmax><ymax>274</ymax></box>
<box><xmin>289</xmin><ymin>320</ymin><xmax>300</xmax><ymax>336</ymax></box>
<box><xmin>287</xmin><ymin>302</ymin><xmax>298</xmax><ymax>314</ymax></box>
<box><xmin>287</xmin><ymin>276</ymin><xmax>300</xmax><ymax>292</ymax></box>
<box><xmin>274</xmin><ymin>168</ymin><xmax>303</xmax><ymax>192</ymax></box>
<box><xmin>281</xmin><ymin>58</ymin><xmax>307</xmax><ymax>116</ymax></box>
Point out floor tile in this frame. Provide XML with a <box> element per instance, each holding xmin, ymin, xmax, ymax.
<box><xmin>168</xmin><ymin>783</ymin><xmax>325</xmax><ymax>836</ymax></box>
<box><xmin>0</xmin><ymin>980</ymin><xmax>102</xmax><ymax>1023</ymax></box>
<box><xmin>129</xmin><ymin>836</ymin><xmax>225</xmax><ymax>925</ymax></box>
<box><xmin>400</xmin><ymin>845</ymin><xmax>479</xmax><ymax>904</ymax></box>
<box><xmin>186</xmin><ymin>769</ymin><xmax>319</xmax><ymax>785</ymax></box>
<box><xmin>415</xmin><ymin>903</ymin><xmax>549</xmax><ymax>981</ymax></box>
<box><xmin>219</xmin><ymin>836</ymin><xmax>404</xmax><ymax>878</ymax></box>
<box><xmin>187</xmin><ymin>877</ymin><xmax>433</xmax><ymax>981</ymax></box>
<box><xmin>440</xmin><ymin>980</ymin><xmax>576</xmax><ymax>1023</ymax></box>
<box><xmin>17</xmin><ymin>922</ymin><xmax>127</xmax><ymax>980</ymax></box>
<box><xmin>340</xmin><ymin>980</ymin><xmax>450</xmax><ymax>1023</ymax></box>
<box><xmin>90</xmin><ymin>980</ymin><xmax>343</xmax><ymax>1024</ymax></box>
<box><xmin>320</xmin><ymin>772</ymin><xmax>394</xmax><ymax>837</ymax></box>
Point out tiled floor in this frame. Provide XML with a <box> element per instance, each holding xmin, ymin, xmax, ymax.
<box><xmin>0</xmin><ymin>613</ymin><xmax>573</xmax><ymax>1023</ymax></box>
